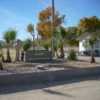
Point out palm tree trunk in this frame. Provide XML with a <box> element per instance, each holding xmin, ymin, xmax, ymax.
<box><xmin>0</xmin><ymin>62</ymin><xmax>3</xmax><ymax>70</ymax></box>
<box><xmin>16</xmin><ymin>48</ymin><xmax>20</xmax><ymax>62</ymax></box>
<box><xmin>90</xmin><ymin>46</ymin><xmax>95</xmax><ymax>63</ymax></box>
<box><xmin>6</xmin><ymin>47</ymin><xmax>11</xmax><ymax>62</ymax></box>
<box><xmin>55</xmin><ymin>49</ymin><xmax>59</xmax><ymax>58</ymax></box>
<box><xmin>60</xmin><ymin>43</ymin><xmax>64</xmax><ymax>58</ymax></box>
<box><xmin>2</xmin><ymin>55</ymin><xmax>5</xmax><ymax>62</ymax></box>
<box><xmin>0</xmin><ymin>55</ymin><xmax>3</xmax><ymax>70</ymax></box>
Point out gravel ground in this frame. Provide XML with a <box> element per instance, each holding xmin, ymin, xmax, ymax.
<box><xmin>0</xmin><ymin>56</ymin><xmax>100</xmax><ymax>75</ymax></box>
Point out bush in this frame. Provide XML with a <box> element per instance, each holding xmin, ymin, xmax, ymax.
<box><xmin>40</xmin><ymin>39</ymin><xmax>51</xmax><ymax>50</ymax></box>
<box><xmin>43</xmin><ymin>42</ymin><xmax>50</xmax><ymax>50</ymax></box>
<box><xmin>67</xmin><ymin>49</ymin><xmax>77</xmax><ymax>61</ymax></box>
<box><xmin>23</xmin><ymin>39</ymin><xmax>31</xmax><ymax>51</ymax></box>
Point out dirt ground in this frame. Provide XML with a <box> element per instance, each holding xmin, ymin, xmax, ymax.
<box><xmin>0</xmin><ymin>58</ymin><xmax>100</xmax><ymax>75</ymax></box>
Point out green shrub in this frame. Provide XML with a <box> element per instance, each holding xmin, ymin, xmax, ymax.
<box><xmin>40</xmin><ymin>39</ymin><xmax>51</xmax><ymax>50</ymax></box>
<box><xmin>67</xmin><ymin>49</ymin><xmax>77</xmax><ymax>61</ymax></box>
<box><xmin>23</xmin><ymin>39</ymin><xmax>31</xmax><ymax>51</ymax></box>
<box><xmin>42</xmin><ymin>41</ymin><xmax>51</xmax><ymax>50</ymax></box>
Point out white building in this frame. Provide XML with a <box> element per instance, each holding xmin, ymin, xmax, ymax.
<box><xmin>79</xmin><ymin>32</ymin><xmax>100</xmax><ymax>56</ymax></box>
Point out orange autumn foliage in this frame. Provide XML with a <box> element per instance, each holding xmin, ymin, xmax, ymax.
<box><xmin>37</xmin><ymin>7</ymin><xmax>65</xmax><ymax>39</ymax></box>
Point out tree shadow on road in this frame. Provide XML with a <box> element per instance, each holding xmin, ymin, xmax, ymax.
<box><xmin>42</xmin><ymin>89</ymin><xmax>74</xmax><ymax>98</ymax></box>
<box><xmin>0</xmin><ymin>73</ymin><xmax>100</xmax><ymax>95</ymax></box>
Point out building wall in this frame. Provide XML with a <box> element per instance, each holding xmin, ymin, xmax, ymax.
<box><xmin>79</xmin><ymin>40</ymin><xmax>86</xmax><ymax>53</ymax></box>
<box><xmin>79</xmin><ymin>39</ymin><xmax>100</xmax><ymax>56</ymax></box>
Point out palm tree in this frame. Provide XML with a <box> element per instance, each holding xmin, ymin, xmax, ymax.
<box><xmin>52</xmin><ymin>27</ymin><xmax>65</xmax><ymax>58</ymax></box>
<box><xmin>59</xmin><ymin>27</ymin><xmax>67</xmax><ymax>58</ymax></box>
<box><xmin>0</xmin><ymin>54</ymin><xmax>3</xmax><ymax>70</ymax></box>
<box><xmin>4</xmin><ymin>29</ymin><xmax>17</xmax><ymax>62</ymax></box>
<box><xmin>15</xmin><ymin>39</ymin><xmax>22</xmax><ymax>62</ymax></box>
<box><xmin>0</xmin><ymin>43</ymin><xmax>3</xmax><ymax>70</ymax></box>
<box><xmin>27</xmin><ymin>24</ymin><xmax>34</xmax><ymax>49</ymax></box>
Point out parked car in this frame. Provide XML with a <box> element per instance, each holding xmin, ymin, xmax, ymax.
<box><xmin>80</xmin><ymin>50</ymin><xmax>100</xmax><ymax>57</ymax></box>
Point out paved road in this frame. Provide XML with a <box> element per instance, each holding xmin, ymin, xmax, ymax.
<box><xmin>0</xmin><ymin>77</ymin><xmax>100</xmax><ymax>100</ymax></box>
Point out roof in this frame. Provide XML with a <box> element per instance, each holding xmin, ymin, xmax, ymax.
<box><xmin>78</xmin><ymin>32</ymin><xmax>92</xmax><ymax>41</ymax></box>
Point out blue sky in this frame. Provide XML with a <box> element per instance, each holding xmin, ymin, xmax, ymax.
<box><xmin>0</xmin><ymin>0</ymin><xmax>100</xmax><ymax>40</ymax></box>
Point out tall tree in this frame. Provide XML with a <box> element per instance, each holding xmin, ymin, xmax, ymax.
<box><xmin>37</xmin><ymin>7</ymin><xmax>65</xmax><ymax>58</ymax></box>
<box><xmin>37</xmin><ymin>7</ymin><xmax>65</xmax><ymax>39</ymax></box>
<box><xmin>63</xmin><ymin>27</ymin><xmax>79</xmax><ymax>60</ymax></box>
<box><xmin>78</xmin><ymin>16</ymin><xmax>100</xmax><ymax>63</ymax></box>
<box><xmin>4</xmin><ymin>29</ymin><xmax>17</xmax><ymax>62</ymax></box>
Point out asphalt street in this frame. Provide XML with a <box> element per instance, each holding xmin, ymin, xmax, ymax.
<box><xmin>0</xmin><ymin>76</ymin><xmax>100</xmax><ymax>100</ymax></box>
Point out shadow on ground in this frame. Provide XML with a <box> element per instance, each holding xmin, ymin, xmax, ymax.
<box><xmin>42</xmin><ymin>89</ymin><xmax>74</xmax><ymax>98</ymax></box>
<box><xmin>0</xmin><ymin>59</ymin><xmax>100</xmax><ymax>95</ymax></box>
<box><xmin>0</xmin><ymin>72</ymin><xmax>100</xmax><ymax>95</ymax></box>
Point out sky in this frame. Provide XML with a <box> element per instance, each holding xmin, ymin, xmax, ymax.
<box><xmin>0</xmin><ymin>0</ymin><xmax>100</xmax><ymax>40</ymax></box>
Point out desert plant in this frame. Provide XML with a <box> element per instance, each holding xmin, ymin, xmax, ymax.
<box><xmin>67</xmin><ymin>49</ymin><xmax>77</xmax><ymax>61</ymax></box>
<box><xmin>4</xmin><ymin>29</ymin><xmax>17</xmax><ymax>62</ymax></box>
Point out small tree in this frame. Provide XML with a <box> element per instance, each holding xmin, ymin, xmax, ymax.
<box><xmin>83</xmin><ymin>34</ymin><xmax>97</xmax><ymax>63</ymax></box>
<box><xmin>23</xmin><ymin>39</ymin><xmax>32</xmax><ymax>52</ymax></box>
<box><xmin>67</xmin><ymin>49</ymin><xmax>77</xmax><ymax>61</ymax></box>
<box><xmin>78</xmin><ymin>16</ymin><xmax>100</xmax><ymax>63</ymax></box>
<box><xmin>54</xmin><ymin>28</ymin><xmax>64</xmax><ymax>58</ymax></box>
<box><xmin>4</xmin><ymin>29</ymin><xmax>17</xmax><ymax>62</ymax></box>
<box><xmin>65</xmin><ymin>27</ymin><xmax>79</xmax><ymax>60</ymax></box>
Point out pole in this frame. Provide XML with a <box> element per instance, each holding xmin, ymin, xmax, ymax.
<box><xmin>51</xmin><ymin>0</ymin><xmax>55</xmax><ymax>58</ymax></box>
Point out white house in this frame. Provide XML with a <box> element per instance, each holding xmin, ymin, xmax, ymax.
<box><xmin>79</xmin><ymin>32</ymin><xmax>100</xmax><ymax>56</ymax></box>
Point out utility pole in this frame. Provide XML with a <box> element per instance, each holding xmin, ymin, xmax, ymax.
<box><xmin>51</xmin><ymin>0</ymin><xmax>55</xmax><ymax>58</ymax></box>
